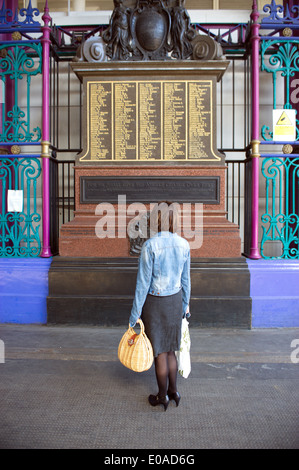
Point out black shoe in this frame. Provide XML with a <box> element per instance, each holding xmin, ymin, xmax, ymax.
<box><xmin>168</xmin><ymin>391</ymin><xmax>181</xmax><ymax>407</ymax></box>
<box><xmin>148</xmin><ymin>394</ymin><xmax>169</xmax><ymax>411</ymax></box>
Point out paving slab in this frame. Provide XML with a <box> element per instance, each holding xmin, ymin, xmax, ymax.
<box><xmin>0</xmin><ymin>325</ymin><xmax>298</xmax><ymax>450</ymax></box>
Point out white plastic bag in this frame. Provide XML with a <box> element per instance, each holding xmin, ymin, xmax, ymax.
<box><xmin>175</xmin><ymin>318</ymin><xmax>191</xmax><ymax>378</ymax></box>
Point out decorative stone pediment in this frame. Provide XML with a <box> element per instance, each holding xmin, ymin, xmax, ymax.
<box><xmin>74</xmin><ymin>0</ymin><xmax>224</xmax><ymax>63</ymax></box>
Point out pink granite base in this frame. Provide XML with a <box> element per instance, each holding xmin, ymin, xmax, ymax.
<box><xmin>59</xmin><ymin>165</ymin><xmax>241</xmax><ymax>258</ymax></box>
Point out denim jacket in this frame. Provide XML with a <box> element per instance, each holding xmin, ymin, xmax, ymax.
<box><xmin>129</xmin><ymin>231</ymin><xmax>191</xmax><ymax>327</ymax></box>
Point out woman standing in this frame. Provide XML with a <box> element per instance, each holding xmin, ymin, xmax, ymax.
<box><xmin>129</xmin><ymin>202</ymin><xmax>191</xmax><ymax>411</ymax></box>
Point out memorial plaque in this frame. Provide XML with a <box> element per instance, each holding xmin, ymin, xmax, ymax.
<box><xmin>139</xmin><ymin>82</ymin><xmax>161</xmax><ymax>160</ymax></box>
<box><xmin>164</xmin><ymin>82</ymin><xmax>186</xmax><ymax>160</ymax></box>
<box><xmin>80</xmin><ymin>176</ymin><xmax>220</xmax><ymax>204</ymax></box>
<box><xmin>79</xmin><ymin>78</ymin><xmax>222</xmax><ymax>164</ymax></box>
<box><xmin>90</xmin><ymin>82</ymin><xmax>112</xmax><ymax>160</ymax></box>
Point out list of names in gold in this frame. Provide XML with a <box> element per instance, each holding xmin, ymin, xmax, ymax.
<box><xmin>188</xmin><ymin>82</ymin><xmax>211</xmax><ymax>160</ymax></box>
<box><xmin>114</xmin><ymin>82</ymin><xmax>137</xmax><ymax>160</ymax></box>
<box><xmin>138</xmin><ymin>82</ymin><xmax>161</xmax><ymax>160</ymax></box>
<box><xmin>163</xmin><ymin>82</ymin><xmax>186</xmax><ymax>160</ymax></box>
<box><xmin>86</xmin><ymin>80</ymin><xmax>213</xmax><ymax>162</ymax></box>
<box><xmin>90</xmin><ymin>83</ymin><xmax>112</xmax><ymax>159</ymax></box>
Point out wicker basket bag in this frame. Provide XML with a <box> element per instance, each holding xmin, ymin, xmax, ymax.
<box><xmin>118</xmin><ymin>319</ymin><xmax>153</xmax><ymax>372</ymax></box>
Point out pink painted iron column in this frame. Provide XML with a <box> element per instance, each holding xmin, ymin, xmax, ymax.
<box><xmin>249</xmin><ymin>0</ymin><xmax>261</xmax><ymax>259</ymax></box>
<box><xmin>41</xmin><ymin>0</ymin><xmax>52</xmax><ymax>257</ymax></box>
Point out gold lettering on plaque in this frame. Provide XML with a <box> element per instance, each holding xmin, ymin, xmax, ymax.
<box><xmin>81</xmin><ymin>80</ymin><xmax>220</xmax><ymax>162</ymax></box>
<box><xmin>164</xmin><ymin>82</ymin><xmax>186</xmax><ymax>160</ymax></box>
<box><xmin>114</xmin><ymin>83</ymin><xmax>137</xmax><ymax>160</ymax></box>
<box><xmin>139</xmin><ymin>82</ymin><xmax>161</xmax><ymax>160</ymax></box>
<box><xmin>188</xmin><ymin>82</ymin><xmax>212</xmax><ymax>160</ymax></box>
<box><xmin>90</xmin><ymin>83</ymin><xmax>112</xmax><ymax>160</ymax></box>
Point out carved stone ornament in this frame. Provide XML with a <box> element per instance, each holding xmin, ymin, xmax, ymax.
<box><xmin>102</xmin><ymin>0</ymin><xmax>132</xmax><ymax>60</ymax></box>
<box><xmin>192</xmin><ymin>35</ymin><xmax>224</xmax><ymax>60</ymax></box>
<box><xmin>76</xmin><ymin>0</ymin><xmax>224</xmax><ymax>63</ymax></box>
<box><xmin>127</xmin><ymin>211</ymin><xmax>150</xmax><ymax>255</ymax></box>
<box><xmin>73</xmin><ymin>37</ymin><xmax>107</xmax><ymax>62</ymax></box>
<box><xmin>130</xmin><ymin>0</ymin><xmax>171</xmax><ymax>59</ymax></box>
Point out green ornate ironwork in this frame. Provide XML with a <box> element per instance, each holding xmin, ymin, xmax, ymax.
<box><xmin>0</xmin><ymin>157</ymin><xmax>41</xmax><ymax>257</ymax></box>
<box><xmin>0</xmin><ymin>42</ymin><xmax>42</xmax><ymax>143</ymax></box>
<box><xmin>260</xmin><ymin>39</ymin><xmax>299</xmax><ymax>141</ymax></box>
<box><xmin>261</xmin><ymin>156</ymin><xmax>299</xmax><ymax>259</ymax></box>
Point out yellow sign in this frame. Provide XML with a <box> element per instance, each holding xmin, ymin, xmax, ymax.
<box><xmin>273</xmin><ymin>109</ymin><xmax>296</xmax><ymax>141</ymax></box>
<box><xmin>276</xmin><ymin>111</ymin><xmax>293</xmax><ymax>126</ymax></box>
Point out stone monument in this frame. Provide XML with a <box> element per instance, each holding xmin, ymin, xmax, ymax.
<box><xmin>48</xmin><ymin>1</ymin><xmax>250</xmax><ymax>327</ymax></box>
<box><xmin>59</xmin><ymin>0</ymin><xmax>240</xmax><ymax>258</ymax></box>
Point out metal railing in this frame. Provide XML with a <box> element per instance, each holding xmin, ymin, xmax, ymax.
<box><xmin>49</xmin><ymin>157</ymin><xmax>75</xmax><ymax>255</ymax></box>
<box><xmin>260</xmin><ymin>155</ymin><xmax>299</xmax><ymax>260</ymax></box>
<box><xmin>0</xmin><ymin>156</ymin><xmax>42</xmax><ymax>257</ymax></box>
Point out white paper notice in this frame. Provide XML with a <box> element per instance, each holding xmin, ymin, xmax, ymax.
<box><xmin>7</xmin><ymin>190</ymin><xmax>23</xmax><ymax>212</ymax></box>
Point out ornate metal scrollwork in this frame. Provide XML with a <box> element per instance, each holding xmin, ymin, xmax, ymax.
<box><xmin>261</xmin><ymin>0</ymin><xmax>299</xmax><ymax>25</ymax></box>
<box><xmin>261</xmin><ymin>156</ymin><xmax>299</xmax><ymax>259</ymax></box>
<box><xmin>0</xmin><ymin>157</ymin><xmax>42</xmax><ymax>257</ymax></box>
<box><xmin>0</xmin><ymin>42</ymin><xmax>42</xmax><ymax>143</ymax></box>
<box><xmin>260</xmin><ymin>39</ymin><xmax>299</xmax><ymax>141</ymax></box>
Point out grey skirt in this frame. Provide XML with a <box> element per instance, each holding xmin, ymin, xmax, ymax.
<box><xmin>141</xmin><ymin>290</ymin><xmax>182</xmax><ymax>357</ymax></box>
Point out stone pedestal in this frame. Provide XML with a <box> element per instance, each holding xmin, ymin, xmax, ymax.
<box><xmin>58</xmin><ymin>60</ymin><xmax>243</xmax><ymax>257</ymax></box>
<box><xmin>59</xmin><ymin>164</ymin><xmax>241</xmax><ymax>258</ymax></box>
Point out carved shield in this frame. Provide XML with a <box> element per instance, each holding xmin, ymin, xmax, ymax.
<box><xmin>131</xmin><ymin>2</ymin><xmax>170</xmax><ymax>59</ymax></box>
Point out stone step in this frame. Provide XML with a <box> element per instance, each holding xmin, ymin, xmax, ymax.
<box><xmin>47</xmin><ymin>256</ymin><xmax>251</xmax><ymax>328</ymax></box>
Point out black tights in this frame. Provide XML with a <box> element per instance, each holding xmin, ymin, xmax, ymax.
<box><xmin>154</xmin><ymin>351</ymin><xmax>178</xmax><ymax>398</ymax></box>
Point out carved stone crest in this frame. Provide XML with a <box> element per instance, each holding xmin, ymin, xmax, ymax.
<box><xmin>130</xmin><ymin>0</ymin><xmax>171</xmax><ymax>59</ymax></box>
<box><xmin>75</xmin><ymin>0</ymin><xmax>224</xmax><ymax>63</ymax></box>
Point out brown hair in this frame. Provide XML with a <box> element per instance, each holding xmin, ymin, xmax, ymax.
<box><xmin>149</xmin><ymin>201</ymin><xmax>180</xmax><ymax>235</ymax></box>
